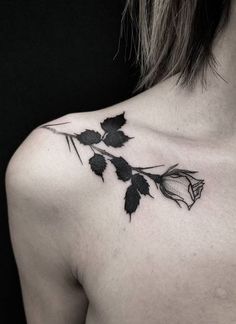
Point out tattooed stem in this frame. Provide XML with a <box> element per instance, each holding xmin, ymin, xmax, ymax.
<box><xmin>41</xmin><ymin>126</ymin><xmax>83</xmax><ymax>164</ymax></box>
<box><xmin>65</xmin><ymin>135</ymin><xmax>71</xmax><ymax>151</ymax></box>
<box><xmin>70</xmin><ymin>137</ymin><xmax>83</xmax><ymax>164</ymax></box>
<box><xmin>91</xmin><ymin>144</ymin><xmax>114</xmax><ymax>159</ymax></box>
<box><xmin>134</xmin><ymin>165</ymin><xmax>164</xmax><ymax>170</ymax></box>
<box><xmin>101</xmin><ymin>132</ymin><xmax>107</xmax><ymax>140</ymax></box>
<box><xmin>41</xmin><ymin>125</ymin><xmax>77</xmax><ymax>138</ymax></box>
<box><xmin>91</xmin><ymin>145</ymin><xmax>161</xmax><ymax>183</ymax></box>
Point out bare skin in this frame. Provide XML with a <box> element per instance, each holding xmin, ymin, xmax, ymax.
<box><xmin>6</xmin><ymin>4</ymin><xmax>236</xmax><ymax>324</ymax></box>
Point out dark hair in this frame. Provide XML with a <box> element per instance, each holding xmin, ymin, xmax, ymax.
<box><xmin>123</xmin><ymin>0</ymin><xmax>231</xmax><ymax>90</ymax></box>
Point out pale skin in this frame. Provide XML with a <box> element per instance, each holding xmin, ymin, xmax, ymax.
<box><xmin>5</xmin><ymin>4</ymin><xmax>236</xmax><ymax>324</ymax></box>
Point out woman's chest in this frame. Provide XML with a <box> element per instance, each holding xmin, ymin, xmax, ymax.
<box><xmin>81</xmin><ymin>187</ymin><xmax>236</xmax><ymax>324</ymax></box>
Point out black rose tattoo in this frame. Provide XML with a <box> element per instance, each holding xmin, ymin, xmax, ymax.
<box><xmin>41</xmin><ymin>113</ymin><xmax>204</xmax><ymax>221</ymax></box>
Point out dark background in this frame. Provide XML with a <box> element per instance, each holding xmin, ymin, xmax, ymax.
<box><xmin>0</xmin><ymin>1</ymin><xmax>138</xmax><ymax>323</ymax></box>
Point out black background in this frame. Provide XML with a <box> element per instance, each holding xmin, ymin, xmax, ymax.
<box><xmin>0</xmin><ymin>1</ymin><xmax>138</xmax><ymax>323</ymax></box>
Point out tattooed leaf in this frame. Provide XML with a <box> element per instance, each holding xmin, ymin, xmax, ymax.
<box><xmin>110</xmin><ymin>157</ymin><xmax>132</xmax><ymax>181</ymax></box>
<box><xmin>124</xmin><ymin>185</ymin><xmax>141</xmax><ymax>218</ymax></box>
<box><xmin>101</xmin><ymin>112</ymin><xmax>126</xmax><ymax>132</ymax></box>
<box><xmin>131</xmin><ymin>173</ymin><xmax>151</xmax><ymax>196</ymax></box>
<box><xmin>103</xmin><ymin>131</ymin><xmax>131</xmax><ymax>147</ymax></box>
<box><xmin>89</xmin><ymin>153</ymin><xmax>107</xmax><ymax>181</ymax></box>
<box><xmin>76</xmin><ymin>130</ymin><xmax>101</xmax><ymax>145</ymax></box>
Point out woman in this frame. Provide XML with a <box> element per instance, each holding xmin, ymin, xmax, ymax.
<box><xmin>6</xmin><ymin>1</ymin><xmax>236</xmax><ymax>323</ymax></box>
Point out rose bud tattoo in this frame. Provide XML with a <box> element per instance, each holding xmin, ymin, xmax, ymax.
<box><xmin>158</xmin><ymin>164</ymin><xmax>204</xmax><ymax>210</ymax></box>
<box><xmin>41</xmin><ymin>113</ymin><xmax>205</xmax><ymax>221</ymax></box>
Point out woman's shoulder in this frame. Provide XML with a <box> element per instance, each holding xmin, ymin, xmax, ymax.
<box><xmin>5</xmin><ymin>105</ymin><xmax>132</xmax><ymax>211</ymax></box>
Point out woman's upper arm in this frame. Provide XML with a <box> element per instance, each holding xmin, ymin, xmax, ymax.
<box><xmin>5</xmin><ymin>128</ymin><xmax>88</xmax><ymax>324</ymax></box>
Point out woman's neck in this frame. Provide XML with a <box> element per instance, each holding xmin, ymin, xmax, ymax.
<box><xmin>141</xmin><ymin>2</ymin><xmax>236</xmax><ymax>142</ymax></box>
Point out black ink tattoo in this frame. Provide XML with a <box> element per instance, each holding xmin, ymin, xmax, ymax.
<box><xmin>41</xmin><ymin>113</ymin><xmax>204</xmax><ymax>221</ymax></box>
